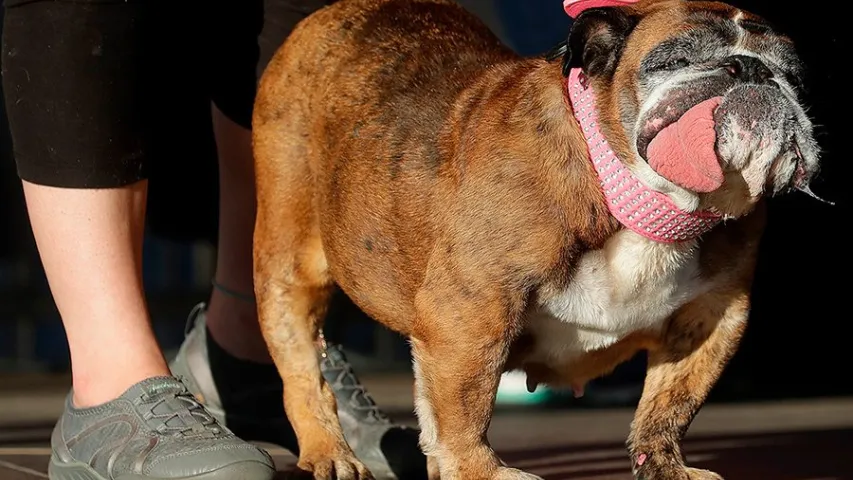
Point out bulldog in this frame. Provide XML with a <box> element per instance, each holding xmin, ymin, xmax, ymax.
<box><xmin>251</xmin><ymin>0</ymin><xmax>823</xmax><ymax>479</ymax></box>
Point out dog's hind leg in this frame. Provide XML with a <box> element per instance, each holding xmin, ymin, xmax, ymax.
<box><xmin>252</xmin><ymin>87</ymin><xmax>372</xmax><ymax>480</ymax></box>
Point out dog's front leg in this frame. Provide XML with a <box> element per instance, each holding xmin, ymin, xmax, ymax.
<box><xmin>628</xmin><ymin>288</ymin><xmax>751</xmax><ymax>480</ymax></box>
<box><xmin>411</xmin><ymin>251</ymin><xmax>543</xmax><ymax>480</ymax></box>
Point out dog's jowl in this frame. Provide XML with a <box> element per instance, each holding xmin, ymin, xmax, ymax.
<box><xmin>251</xmin><ymin>0</ymin><xmax>822</xmax><ymax>479</ymax></box>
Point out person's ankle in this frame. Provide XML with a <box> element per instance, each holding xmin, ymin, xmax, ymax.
<box><xmin>71</xmin><ymin>362</ymin><xmax>170</xmax><ymax>408</ymax></box>
<box><xmin>205</xmin><ymin>289</ymin><xmax>273</xmax><ymax>364</ymax></box>
<box><xmin>204</xmin><ymin>322</ymin><xmax>284</xmax><ymax>417</ymax></box>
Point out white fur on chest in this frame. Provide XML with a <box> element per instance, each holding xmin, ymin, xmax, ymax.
<box><xmin>527</xmin><ymin>230</ymin><xmax>710</xmax><ymax>363</ymax></box>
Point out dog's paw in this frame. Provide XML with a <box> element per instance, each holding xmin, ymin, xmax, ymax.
<box><xmin>684</xmin><ymin>467</ymin><xmax>724</xmax><ymax>480</ymax></box>
<box><xmin>493</xmin><ymin>466</ymin><xmax>545</xmax><ymax>480</ymax></box>
<box><xmin>297</xmin><ymin>450</ymin><xmax>374</xmax><ymax>480</ymax></box>
<box><xmin>635</xmin><ymin>466</ymin><xmax>724</xmax><ymax>480</ymax></box>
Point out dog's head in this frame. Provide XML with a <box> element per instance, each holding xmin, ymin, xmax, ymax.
<box><xmin>554</xmin><ymin>0</ymin><xmax>821</xmax><ymax>217</ymax></box>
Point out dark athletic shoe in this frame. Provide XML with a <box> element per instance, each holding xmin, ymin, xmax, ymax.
<box><xmin>169</xmin><ymin>303</ymin><xmax>427</xmax><ymax>480</ymax></box>
<box><xmin>49</xmin><ymin>376</ymin><xmax>275</xmax><ymax>480</ymax></box>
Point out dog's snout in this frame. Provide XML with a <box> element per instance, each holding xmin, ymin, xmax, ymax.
<box><xmin>721</xmin><ymin>55</ymin><xmax>774</xmax><ymax>84</ymax></box>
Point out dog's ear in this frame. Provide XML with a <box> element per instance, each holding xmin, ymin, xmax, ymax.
<box><xmin>547</xmin><ymin>8</ymin><xmax>638</xmax><ymax>79</ymax></box>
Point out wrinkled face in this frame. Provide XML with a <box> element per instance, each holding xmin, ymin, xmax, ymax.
<box><xmin>563</xmin><ymin>0</ymin><xmax>821</xmax><ymax>216</ymax></box>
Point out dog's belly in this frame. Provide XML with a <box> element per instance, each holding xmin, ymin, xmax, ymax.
<box><xmin>524</xmin><ymin>230</ymin><xmax>711</xmax><ymax>371</ymax></box>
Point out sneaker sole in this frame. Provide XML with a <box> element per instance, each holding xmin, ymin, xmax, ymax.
<box><xmin>49</xmin><ymin>456</ymin><xmax>275</xmax><ymax>480</ymax></box>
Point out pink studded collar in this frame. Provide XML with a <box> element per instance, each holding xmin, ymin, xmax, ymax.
<box><xmin>566</xmin><ymin>68</ymin><xmax>722</xmax><ymax>243</ymax></box>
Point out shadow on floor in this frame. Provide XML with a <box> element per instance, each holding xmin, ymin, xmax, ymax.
<box><xmin>3</xmin><ymin>423</ymin><xmax>852</xmax><ymax>479</ymax></box>
<box><xmin>501</xmin><ymin>428</ymin><xmax>853</xmax><ymax>480</ymax></box>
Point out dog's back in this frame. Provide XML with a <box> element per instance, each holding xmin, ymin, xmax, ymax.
<box><xmin>253</xmin><ymin>0</ymin><xmax>524</xmax><ymax>329</ymax></box>
<box><xmin>255</xmin><ymin>0</ymin><xmax>514</xmax><ymax>163</ymax></box>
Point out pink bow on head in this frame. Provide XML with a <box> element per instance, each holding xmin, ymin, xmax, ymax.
<box><xmin>563</xmin><ymin>0</ymin><xmax>640</xmax><ymax>18</ymax></box>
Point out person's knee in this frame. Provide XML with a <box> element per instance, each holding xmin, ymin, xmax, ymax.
<box><xmin>2</xmin><ymin>0</ymin><xmax>155</xmax><ymax>188</ymax></box>
<box><xmin>207</xmin><ymin>0</ymin><xmax>264</xmax><ymax>131</ymax></box>
<box><xmin>209</xmin><ymin>0</ymin><xmax>331</xmax><ymax>130</ymax></box>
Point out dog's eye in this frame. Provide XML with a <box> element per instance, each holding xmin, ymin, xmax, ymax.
<box><xmin>650</xmin><ymin>58</ymin><xmax>690</xmax><ymax>72</ymax></box>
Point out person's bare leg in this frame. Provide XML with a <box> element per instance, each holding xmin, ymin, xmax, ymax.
<box><xmin>22</xmin><ymin>180</ymin><xmax>168</xmax><ymax>407</ymax></box>
<box><xmin>204</xmin><ymin>103</ymin><xmax>272</xmax><ymax>363</ymax></box>
<box><xmin>24</xmin><ymin>180</ymin><xmax>277</xmax><ymax>479</ymax></box>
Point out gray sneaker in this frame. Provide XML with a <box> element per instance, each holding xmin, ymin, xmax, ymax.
<box><xmin>169</xmin><ymin>303</ymin><xmax>427</xmax><ymax>480</ymax></box>
<box><xmin>49</xmin><ymin>376</ymin><xmax>276</xmax><ymax>480</ymax></box>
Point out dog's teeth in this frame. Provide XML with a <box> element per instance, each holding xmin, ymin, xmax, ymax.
<box><xmin>797</xmin><ymin>185</ymin><xmax>835</xmax><ymax>206</ymax></box>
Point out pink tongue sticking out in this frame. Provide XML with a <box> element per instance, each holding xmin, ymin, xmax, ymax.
<box><xmin>646</xmin><ymin>97</ymin><xmax>724</xmax><ymax>193</ymax></box>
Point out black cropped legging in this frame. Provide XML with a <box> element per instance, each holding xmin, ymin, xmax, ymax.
<box><xmin>1</xmin><ymin>0</ymin><xmax>331</xmax><ymax>189</ymax></box>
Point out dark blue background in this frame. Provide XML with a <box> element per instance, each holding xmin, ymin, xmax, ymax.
<box><xmin>494</xmin><ymin>0</ymin><xmax>571</xmax><ymax>56</ymax></box>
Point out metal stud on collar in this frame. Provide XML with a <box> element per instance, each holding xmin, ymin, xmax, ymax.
<box><xmin>565</xmin><ymin>67</ymin><xmax>722</xmax><ymax>243</ymax></box>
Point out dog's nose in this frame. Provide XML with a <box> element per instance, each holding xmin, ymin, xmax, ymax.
<box><xmin>721</xmin><ymin>55</ymin><xmax>774</xmax><ymax>84</ymax></box>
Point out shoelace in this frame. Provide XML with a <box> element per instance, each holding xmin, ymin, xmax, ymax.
<box><xmin>141</xmin><ymin>388</ymin><xmax>224</xmax><ymax>438</ymax></box>
<box><xmin>321</xmin><ymin>344</ymin><xmax>391</xmax><ymax>423</ymax></box>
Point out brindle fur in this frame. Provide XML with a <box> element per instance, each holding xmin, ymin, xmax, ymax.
<box><xmin>252</xmin><ymin>1</ymin><xmax>808</xmax><ymax>479</ymax></box>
